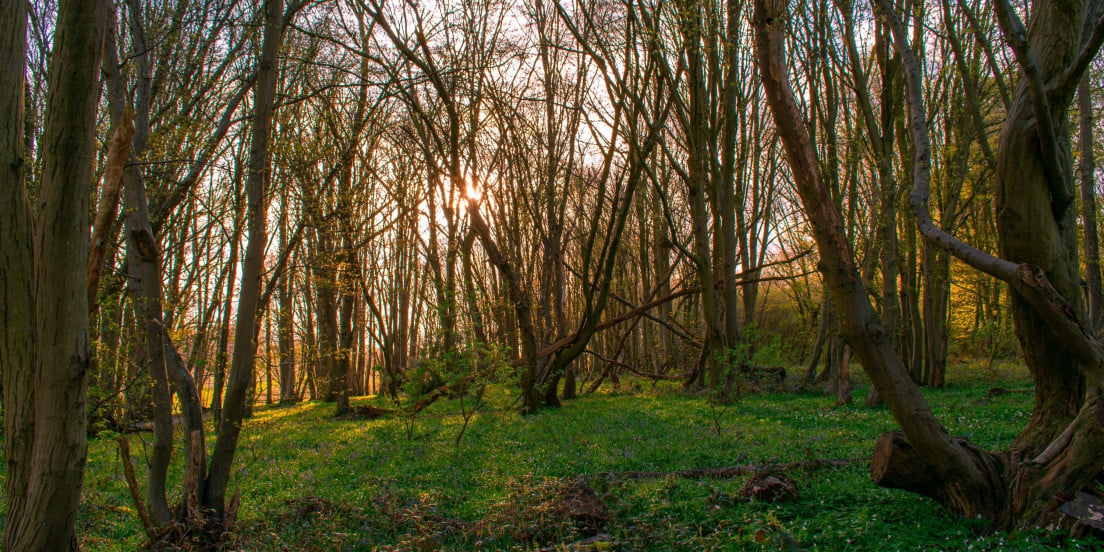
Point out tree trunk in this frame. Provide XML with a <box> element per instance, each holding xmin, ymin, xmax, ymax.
<box><xmin>755</xmin><ymin>0</ymin><xmax>1012</xmax><ymax>525</ymax></box>
<box><xmin>1</xmin><ymin>1</ymin><xmax>36</xmax><ymax>546</ymax></box>
<box><xmin>1079</xmin><ymin>74</ymin><xmax>1104</xmax><ymax>331</ymax></box>
<box><xmin>902</xmin><ymin>188</ymin><xmax>925</xmax><ymax>382</ymax></box>
<box><xmin>2</xmin><ymin>0</ymin><xmax>107</xmax><ymax>548</ymax></box>
<box><xmin>870</xmin><ymin>0</ymin><xmax>1104</xmax><ymax>529</ymax></box>
<box><xmin>212</xmin><ymin>191</ymin><xmax>243</xmax><ymax>418</ymax></box>
<box><xmin>312</xmin><ymin>230</ymin><xmax>339</xmax><ymax>402</ymax></box>
<box><xmin>681</xmin><ymin>0</ymin><xmax>727</xmax><ymax>391</ymax></box>
<box><xmin>336</xmin><ymin>287</ymin><xmax>355</xmax><ymax>415</ymax></box>
<box><xmin>994</xmin><ymin>1</ymin><xmax>1087</xmax><ymax>455</ymax></box>
<box><xmin>123</xmin><ymin>127</ymin><xmax>177</xmax><ymax>527</ymax></box>
<box><xmin>203</xmin><ymin>0</ymin><xmax>283</xmax><ymax>518</ymax></box>
<box><xmin>303</xmin><ymin>283</ymin><xmax>320</xmax><ymax>399</ymax></box>
<box><xmin>278</xmin><ymin>207</ymin><xmax>297</xmax><ymax>403</ymax></box>
<box><xmin>921</xmin><ymin>242</ymin><xmax>950</xmax><ymax>388</ymax></box>
<box><xmin>718</xmin><ymin>0</ymin><xmax>745</xmax><ymax>355</ymax></box>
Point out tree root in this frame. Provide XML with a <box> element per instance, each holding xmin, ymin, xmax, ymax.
<box><xmin>871</xmin><ymin>403</ymin><xmax>1104</xmax><ymax>532</ymax></box>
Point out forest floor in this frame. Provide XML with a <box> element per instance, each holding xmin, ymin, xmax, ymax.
<box><xmin>21</xmin><ymin>361</ymin><xmax>1104</xmax><ymax>551</ymax></box>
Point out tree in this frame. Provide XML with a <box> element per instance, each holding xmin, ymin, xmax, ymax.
<box><xmin>1</xmin><ymin>0</ymin><xmax>107</xmax><ymax>549</ymax></box>
<box><xmin>204</xmin><ymin>0</ymin><xmax>291</xmax><ymax>518</ymax></box>
<box><xmin>756</xmin><ymin>0</ymin><xmax>1104</xmax><ymax>528</ymax></box>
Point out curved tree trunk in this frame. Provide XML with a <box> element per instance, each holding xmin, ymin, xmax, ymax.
<box><xmin>992</xmin><ymin>0</ymin><xmax>1088</xmax><ymax>455</ymax></box>
<box><xmin>755</xmin><ymin>0</ymin><xmax>1023</xmax><ymax>528</ymax></box>
<box><xmin>758</xmin><ymin>0</ymin><xmax>1104</xmax><ymax>530</ymax></box>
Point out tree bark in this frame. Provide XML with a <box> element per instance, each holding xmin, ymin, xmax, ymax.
<box><xmin>203</xmin><ymin>0</ymin><xmax>284</xmax><ymax>518</ymax></box>
<box><xmin>2</xmin><ymin>0</ymin><xmax>107</xmax><ymax>548</ymax></box>
<box><xmin>755</xmin><ymin>0</ymin><xmax>1011</xmax><ymax>525</ymax></box>
<box><xmin>865</xmin><ymin>0</ymin><xmax>1104</xmax><ymax>528</ymax></box>
<box><xmin>993</xmin><ymin>0</ymin><xmax>1088</xmax><ymax>454</ymax></box>
<box><xmin>212</xmin><ymin>187</ymin><xmax>243</xmax><ymax>418</ymax></box>
<box><xmin>1</xmin><ymin>0</ymin><xmax>36</xmax><ymax>546</ymax></box>
<box><xmin>718</xmin><ymin>0</ymin><xmax>746</xmax><ymax>354</ymax></box>
<box><xmin>921</xmin><ymin>243</ymin><xmax>950</xmax><ymax>388</ymax></box>
<box><xmin>278</xmin><ymin>206</ymin><xmax>298</xmax><ymax>403</ymax></box>
<box><xmin>336</xmin><ymin>280</ymin><xmax>356</xmax><ymax>415</ymax></box>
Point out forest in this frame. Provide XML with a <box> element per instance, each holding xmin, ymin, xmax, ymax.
<box><xmin>3</xmin><ymin>0</ymin><xmax>1104</xmax><ymax>550</ymax></box>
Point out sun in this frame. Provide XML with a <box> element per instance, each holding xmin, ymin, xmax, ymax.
<box><xmin>464</xmin><ymin>182</ymin><xmax>483</xmax><ymax>202</ymax></box>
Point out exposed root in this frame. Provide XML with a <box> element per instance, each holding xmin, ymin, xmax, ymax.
<box><xmin>140</xmin><ymin>515</ymin><xmax>231</xmax><ymax>552</ymax></box>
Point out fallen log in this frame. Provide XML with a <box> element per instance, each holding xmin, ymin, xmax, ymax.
<box><xmin>592</xmin><ymin>457</ymin><xmax>867</xmax><ymax>482</ymax></box>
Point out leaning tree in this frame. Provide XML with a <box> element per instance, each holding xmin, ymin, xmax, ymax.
<box><xmin>755</xmin><ymin>0</ymin><xmax>1104</xmax><ymax>529</ymax></box>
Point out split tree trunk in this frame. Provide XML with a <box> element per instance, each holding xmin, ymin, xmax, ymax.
<box><xmin>1</xmin><ymin>0</ymin><xmax>107</xmax><ymax>548</ymax></box>
<box><xmin>848</xmin><ymin>0</ymin><xmax>1102</xmax><ymax>529</ymax></box>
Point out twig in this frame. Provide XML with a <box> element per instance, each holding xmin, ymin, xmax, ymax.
<box><xmin>117</xmin><ymin>436</ymin><xmax>156</xmax><ymax>538</ymax></box>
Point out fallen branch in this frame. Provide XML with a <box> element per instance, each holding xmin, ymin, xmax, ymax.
<box><xmin>117</xmin><ymin>436</ymin><xmax>156</xmax><ymax>538</ymax></box>
<box><xmin>584</xmin><ymin>348</ymin><xmax>686</xmax><ymax>382</ymax></box>
<box><xmin>333</xmin><ymin>367</ymin><xmax>491</xmax><ymax>421</ymax></box>
<box><xmin>590</xmin><ymin>457</ymin><xmax>867</xmax><ymax>482</ymax></box>
<box><xmin>334</xmin><ymin>404</ymin><xmax>394</xmax><ymax>420</ymax></box>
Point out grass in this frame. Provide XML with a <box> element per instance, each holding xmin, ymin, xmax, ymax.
<box><xmin>7</xmin><ymin>361</ymin><xmax>1103</xmax><ymax>551</ymax></box>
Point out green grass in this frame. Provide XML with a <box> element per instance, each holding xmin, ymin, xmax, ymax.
<box><xmin>8</xmin><ymin>361</ymin><xmax>1103</xmax><ymax>551</ymax></box>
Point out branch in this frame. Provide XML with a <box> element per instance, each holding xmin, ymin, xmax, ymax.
<box><xmin>939</xmin><ymin>0</ymin><xmax>998</xmax><ymax>171</ymax></box>
<box><xmin>117</xmin><ymin>437</ymin><xmax>156</xmax><ymax>538</ymax></box>
<box><xmin>583</xmin><ymin>348</ymin><xmax>688</xmax><ymax>381</ymax></box>
<box><xmin>883</xmin><ymin>0</ymin><xmax>1104</xmax><ymax>382</ymax></box>
<box><xmin>531</xmin><ymin>285</ymin><xmax>701</xmax><ymax>363</ymax></box>
<box><xmin>1052</xmin><ymin>10</ymin><xmax>1104</xmax><ymax>98</ymax></box>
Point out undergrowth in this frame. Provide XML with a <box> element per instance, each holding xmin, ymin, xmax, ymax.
<box><xmin>3</xmin><ymin>361</ymin><xmax>1100</xmax><ymax>551</ymax></box>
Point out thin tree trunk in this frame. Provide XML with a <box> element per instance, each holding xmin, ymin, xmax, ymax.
<box><xmin>107</xmin><ymin>0</ymin><xmax>180</xmax><ymax>522</ymax></box>
<box><xmin>212</xmin><ymin>187</ymin><xmax>243</xmax><ymax>418</ymax></box>
<box><xmin>1079</xmin><ymin>75</ymin><xmax>1104</xmax><ymax>330</ymax></box>
<box><xmin>922</xmin><ymin>244</ymin><xmax>950</xmax><ymax>388</ymax></box>
<box><xmin>312</xmin><ymin>230</ymin><xmax>339</xmax><ymax>402</ymax></box>
<box><xmin>681</xmin><ymin>0</ymin><xmax>727</xmax><ymax>391</ymax></box>
<box><xmin>278</xmin><ymin>240</ymin><xmax>297</xmax><ymax>404</ymax></box>
<box><xmin>336</xmin><ymin>285</ymin><xmax>355</xmax><ymax>415</ymax></box>
<box><xmin>203</xmin><ymin>0</ymin><xmax>284</xmax><ymax>518</ymax></box>
<box><xmin>266</xmin><ymin>311</ymin><xmax>274</xmax><ymax>405</ymax></box>
<box><xmin>718</xmin><ymin>0</ymin><xmax>745</xmax><ymax>354</ymax></box>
